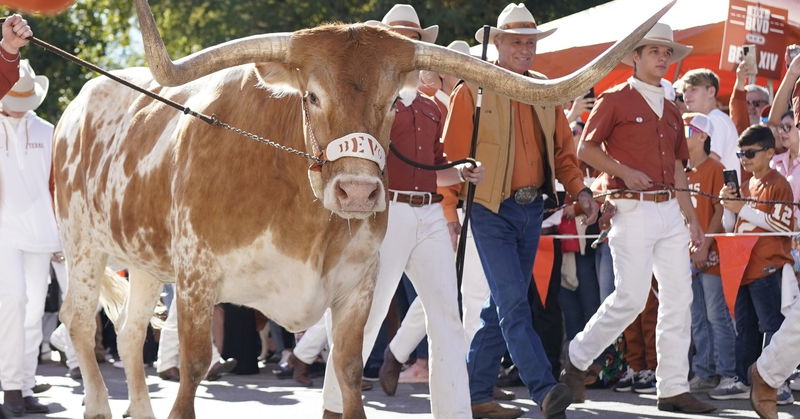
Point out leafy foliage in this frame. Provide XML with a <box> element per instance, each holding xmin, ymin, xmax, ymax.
<box><xmin>8</xmin><ymin>0</ymin><xmax>609</xmax><ymax>123</ymax></box>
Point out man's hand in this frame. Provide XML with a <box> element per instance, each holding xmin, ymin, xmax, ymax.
<box><xmin>447</xmin><ymin>221</ymin><xmax>461</xmax><ymax>252</ymax></box>
<box><xmin>720</xmin><ymin>185</ymin><xmax>745</xmax><ymax>213</ymax></box>
<box><xmin>577</xmin><ymin>189</ymin><xmax>599</xmax><ymax>225</ymax></box>
<box><xmin>1</xmin><ymin>14</ymin><xmax>32</xmax><ymax>55</ymax></box>
<box><xmin>460</xmin><ymin>162</ymin><xmax>484</xmax><ymax>185</ymax></box>
<box><xmin>620</xmin><ymin>167</ymin><xmax>653</xmax><ymax>190</ymax></box>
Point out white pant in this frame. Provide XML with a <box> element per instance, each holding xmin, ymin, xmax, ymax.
<box><xmin>294</xmin><ymin>309</ymin><xmax>329</xmax><ymax>365</ymax></box>
<box><xmin>0</xmin><ymin>247</ymin><xmax>51</xmax><ymax>396</ymax></box>
<box><xmin>390</xmin><ymin>215</ymin><xmax>489</xmax><ymax>362</ymax></box>
<box><xmin>156</xmin><ymin>294</ymin><xmax>220</xmax><ymax>372</ymax></box>
<box><xmin>322</xmin><ymin>201</ymin><xmax>471</xmax><ymax>418</ymax></box>
<box><xmin>569</xmin><ymin>199</ymin><xmax>692</xmax><ymax>398</ymax></box>
<box><xmin>757</xmin><ymin>298</ymin><xmax>800</xmax><ymax>388</ymax></box>
<box><xmin>48</xmin><ymin>260</ymin><xmax>80</xmax><ymax>369</ymax></box>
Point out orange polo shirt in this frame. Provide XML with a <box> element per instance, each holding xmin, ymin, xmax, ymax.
<box><xmin>511</xmin><ymin>101</ymin><xmax>545</xmax><ymax>191</ymax></box>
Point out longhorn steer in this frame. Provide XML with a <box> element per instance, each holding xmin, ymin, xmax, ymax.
<box><xmin>52</xmin><ymin>0</ymin><xmax>674</xmax><ymax>418</ymax></box>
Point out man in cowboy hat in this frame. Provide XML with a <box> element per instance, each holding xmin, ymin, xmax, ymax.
<box><xmin>560</xmin><ymin>22</ymin><xmax>717</xmax><ymax>414</ymax></box>
<box><xmin>441</xmin><ymin>3</ymin><xmax>596</xmax><ymax>418</ymax></box>
<box><xmin>0</xmin><ymin>59</ymin><xmax>56</xmax><ymax>416</ymax></box>
<box><xmin>0</xmin><ymin>14</ymin><xmax>33</xmax><ymax>98</ymax></box>
<box><xmin>321</xmin><ymin>4</ymin><xmax>483</xmax><ymax>418</ymax></box>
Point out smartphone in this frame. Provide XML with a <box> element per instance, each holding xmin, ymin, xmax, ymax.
<box><xmin>742</xmin><ymin>44</ymin><xmax>757</xmax><ymax>69</ymax></box>
<box><xmin>787</xmin><ymin>44</ymin><xmax>800</xmax><ymax>68</ymax></box>
<box><xmin>584</xmin><ymin>87</ymin><xmax>595</xmax><ymax>99</ymax></box>
<box><xmin>723</xmin><ymin>169</ymin><xmax>740</xmax><ymax>198</ymax></box>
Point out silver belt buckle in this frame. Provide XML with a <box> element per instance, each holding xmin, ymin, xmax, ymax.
<box><xmin>513</xmin><ymin>186</ymin><xmax>538</xmax><ymax>205</ymax></box>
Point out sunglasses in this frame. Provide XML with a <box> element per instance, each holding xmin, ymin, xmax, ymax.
<box><xmin>736</xmin><ymin>148</ymin><xmax>768</xmax><ymax>159</ymax></box>
<box><xmin>746</xmin><ymin>100</ymin><xmax>768</xmax><ymax>108</ymax></box>
<box><xmin>779</xmin><ymin>123</ymin><xmax>795</xmax><ymax>133</ymax></box>
<box><xmin>674</xmin><ymin>94</ymin><xmax>684</xmax><ymax>103</ymax></box>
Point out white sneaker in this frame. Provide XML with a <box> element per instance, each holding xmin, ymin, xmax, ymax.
<box><xmin>777</xmin><ymin>382</ymin><xmax>795</xmax><ymax>406</ymax></box>
<box><xmin>49</xmin><ymin>324</ymin><xmax>69</xmax><ymax>353</ymax></box>
<box><xmin>689</xmin><ymin>375</ymin><xmax>719</xmax><ymax>392</ymax></box>
<box><xmin>789</xmin><ymin>371</ymin><xmax>800</xmax><ymax>391</ymax></box>
<box><xmin>709</xmin><ymin>376</ymin><xmax>750</xmax><ymax>400</ymax></box>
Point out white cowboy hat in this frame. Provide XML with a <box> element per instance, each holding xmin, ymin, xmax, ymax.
<box><xmin>475</xmin><ymin>3</ymin><xmax>556</xmax><ymax>44</ymax></box>
<box><xmin>447</xmin><ymin>40</ymin><xmax>471</xmax><ymax>56</ymax></box>
<box><xmin>1</xmin><ymin>59</ymin><xmax>48</xmax><ymax>113</ymax></box>
<box><xmin>621</xmin><ymin>22</ymin><xmax>692</xmax><ymax>66</ymax></box>
<box><xmin>366</xmin><ymin>4</ymin><xmax>438</xmax><ymax>43</ymax></box>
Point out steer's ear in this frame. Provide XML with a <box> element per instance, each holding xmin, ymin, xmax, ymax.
<box><xmin>254</xmin><ymin>63</ymin><xmax>300</xmax><ymax>97</ymax></box>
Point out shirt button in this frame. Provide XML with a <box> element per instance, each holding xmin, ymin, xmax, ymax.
<box><xmin>414</xmin><ymin>186</ymin><xmax>419</xmax><ymax>190</ymax></box>
<box><xmin>660</xmin><ymin>134</ymin><xmax>664</xmax><ymax>138</ymax></box>
<box><xmin>418</xmin><ymin>146</ymin><xmax>422</xmax><ymax>150</ymax></box>
<box><xmin>417</xmin><ymin>128</ymin><xmax>421</xmax><ymax>131</ymax></box>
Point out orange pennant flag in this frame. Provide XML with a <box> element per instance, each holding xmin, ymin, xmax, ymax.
<box><xmin>532</xmin><ymin>235</ymin><xmax>555</xmax><ymax>307</ymax></box>
<box><xmin>715</xmin><ymin>235</ymin><xmax>759</xmax><ymax>317</ymax></box>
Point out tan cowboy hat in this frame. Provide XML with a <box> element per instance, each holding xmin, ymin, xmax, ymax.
<box><xmin>475</xmin><ymin>3</ymin><xmax>556</xmax><ymax>44</ymax></box>
<box><xmin>1</xmin><ymin>60</ymin><xmax>48</xmax><ymax>112</ymax></box>
<box><xmin>621</xmin><ymin>22</ymin><xmax>692</xmax><ymax>66</ymax></box>
<box><xmin>366</xmin><ymin>4</ymin><xmax>438</xmax><ymax>43</ymax></box>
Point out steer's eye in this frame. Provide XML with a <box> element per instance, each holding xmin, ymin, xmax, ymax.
<box><xmin>305</xmin><ymin>92</ymin><xmax>320</xmax><ymax>106</ymax></box>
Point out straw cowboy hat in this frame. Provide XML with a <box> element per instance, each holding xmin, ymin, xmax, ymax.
<box><xmin>475</xmin><ymin>3</ymin><xmax>556</xmax><ymax>44</ymax></box>
<box><xmin>366</xmin><ymin>4</ymin><xmax>438</xmax><ymax>43</ymax></box>
<box><xmin>1</xmin><ymin>59</ymin><xmax>48</xmax><ymax>112</ymax></box>
<box><xmin>621</xmin><ymin>22</ymin><xmax>692</xmax><ymax>66</ymax></box>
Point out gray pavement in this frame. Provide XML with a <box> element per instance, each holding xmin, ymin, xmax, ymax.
<box><xmin>18</xmin><ymin>360</ymin><xmax>800</xmax><ymax>418</ymax></box>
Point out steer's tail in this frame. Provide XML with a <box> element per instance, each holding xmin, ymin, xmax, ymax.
<box><xmin>98</xmin><ymin>267</ymin><xmax>166</xmax><ymax>330</ymax></box>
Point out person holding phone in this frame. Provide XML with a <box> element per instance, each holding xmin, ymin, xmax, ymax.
<box><xmin>561</xmin><ymin>22</ymin><xmax>715</xmax><ymax>414</ymax></box>
<box><xmin>719</xmin><ymin>126</ymin><xmax>794</xmax><ymax>405</ymax></box>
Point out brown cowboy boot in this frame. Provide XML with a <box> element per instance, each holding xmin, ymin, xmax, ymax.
<box><xmin>3</xmin><ymin>390</ymin><xmax>24</xmax><ymax>417</ymax></box>
<box><xmin>378</xmin><ymin>346</ymin><xmax>402</xmax><ymax>396</ymax></box>
<box><xmin>749</xmin><ymin>363</ymin><xmax>778</xmax><ymax>419</ymax></box>
<box><xmin>288</xmin><ymin>353</ymin><xmax>313</xmax><ymax>387</ymax></box>
<box><xmin>559</xmin><ymin>349</ymin><xmax>586</xmax><ymax>403</ymax></box>
<box><xmin>470</xmin><ymin>401</ymin><xmax>524</xmax><ymax>419</ymax></box>
<box><xmin>657</xmin><ymin>392</ymin><xmax>716</xmax><ymax>413</ymax></box>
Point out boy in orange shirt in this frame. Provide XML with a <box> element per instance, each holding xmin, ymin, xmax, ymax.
<box><xmin>683</xmin><ymin>114</ymin><xmax>737</xmax><ymax>396</ymax></box>
<box><xmin>720</xmin><ymin>125</ymin><xmax>794</xmax><ymax>400</ymax></box>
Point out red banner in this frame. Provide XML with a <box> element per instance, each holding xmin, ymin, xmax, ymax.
<box><xmin>715</xmin><ymin>235</ymin><xmax>759</xmax><ymax>317</ymax></box>
<box><xmin>719</xmin><ymin>0</ymin><xmax>789</xmax><ymax>80</ymax></box>
<box><xmin>533</xmin><ymin>236</ymin><xmax>555</xmax><ymax>307</ymax></box>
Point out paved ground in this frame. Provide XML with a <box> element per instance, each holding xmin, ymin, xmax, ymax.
<box><xmin>17</xmin><ymin>360</ymin><xmax>800</xmax><ymax>418</ymax></box>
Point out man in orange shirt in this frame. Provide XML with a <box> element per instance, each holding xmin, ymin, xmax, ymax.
<box><xmin>441</xmin><ymin>4</ymin><xmax>595</xmax><ymax>419</ymax></box>
<box><xmin>560</xmin><ymin>23</ymin><xmax>714</xmax><ymax>414</ymax></box>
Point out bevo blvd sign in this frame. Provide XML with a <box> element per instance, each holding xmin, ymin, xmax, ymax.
<box><xmin>720</xmin><ymin>0</ymin><xmax>788</xmax><ymax>80</ymax></box>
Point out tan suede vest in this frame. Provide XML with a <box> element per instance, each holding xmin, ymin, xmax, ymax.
<box><xmin>461</xmin><ymin>70</ymin><xmax>557</xmax><ymax>213</ymax></box>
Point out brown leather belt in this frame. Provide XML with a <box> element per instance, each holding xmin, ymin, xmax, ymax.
<box><xmin>609</xmin><ymin>190</ymin><xmax>675</xmax><ymax>203</ymax></box>
<box><xmin>388</xmin><ymin>191</ymin><xmax>443</xmax><ymax>207</ymax></box>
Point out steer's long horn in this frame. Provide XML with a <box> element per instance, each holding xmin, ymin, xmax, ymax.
<box><xmin>414</xmin><ymin>0</ymin><xmax>676</xmax><ymax>106</ymax></box>
<box><xmin>134</xmin><ymin>0</ymin><xmax>290</xmax><ymax>86</ymax></box>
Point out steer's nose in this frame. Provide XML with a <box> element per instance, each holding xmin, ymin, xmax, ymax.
<box><xmin>335</xmin><ymin>179</ymin><xmax>381</xmax><ymax>212</ymax></box>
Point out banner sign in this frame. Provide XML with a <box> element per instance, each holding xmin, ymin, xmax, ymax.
<box><xmin>720</xmin><ymin>0</ymin><xmax>789</xmax><ymax>80</ymax></box>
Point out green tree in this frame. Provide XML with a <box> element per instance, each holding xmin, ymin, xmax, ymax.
<box><xmin>8</xmin><ymin>0</ymin><xmax>610</xmax><ymax>123</ymax></box>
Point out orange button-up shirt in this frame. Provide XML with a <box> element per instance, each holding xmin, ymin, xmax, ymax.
<box><xmin>511</xmin><ymin>101</ymin><xmax>545</xmax><ymax>191</ymax></box>
<box><xmin>583</xmin><ymin>82</ymin><xmax>688</xmax><ymax>191</ymax></box>
<box><xmin>387</xmin><ymin>94</ymin><xmax>446</xmax><ymax>193</ymax></box>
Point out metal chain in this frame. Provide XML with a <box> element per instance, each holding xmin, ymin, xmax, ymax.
<box><xmin>210</xmin><ymin>117</ymin><xmax>324</xmax><ymax>165</ymax></box>
<box><xmin>546</xmin><ymin>183</ymin><xmax>800</xmax><ymax>214</ymax></box>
